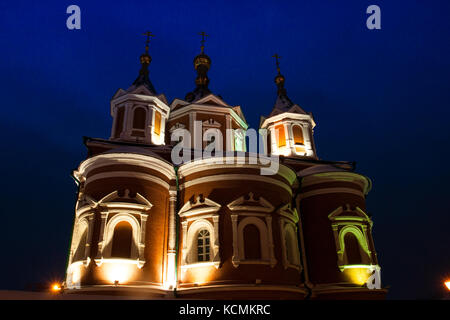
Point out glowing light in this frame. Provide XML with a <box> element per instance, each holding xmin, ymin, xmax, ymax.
<box><xmin>101</xmin><ymin>259</ymin><xmax>137</xmax><ymax>284</ymax></box>
<box><xmin>445</xmin><ymin>281</ymin><xmax>450</xmax><ymax>291</ymax></box>
<box><xmin>51</xmin><ymin>283</ymin><xmax>62</xmax><ymax>292</ymax></box>
<box><xmin>164</xmin><ymin>254</ymin><xmax>176</xmax><ymax>289</ymax></box>
<box><xmin>181</xmin><ymin>263</ymin><xmax>215</xmax><ymax>285</ymax></box>
<box><xmin>344</xmin><ymin>267</ymin><xmax>371</xmax><ymax>285</ymax></box>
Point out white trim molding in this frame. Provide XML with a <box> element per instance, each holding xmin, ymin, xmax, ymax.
<box><xmin>109</xmin><ymin>87</ymin><xmax>171</xmax><ymax>145</ymax></box>
<box><xmin>228</xmin><ymin>194</ymin><xmax>277</xmax><ymax>268</ymax></box>
<box><xmin>69</xmin><ymin>213</ymin><xmax>94</xmax><ymax>267</ymax></box>
<box><xmin>178</xmin><ymin>156</ymin><xmax>297</xmax><ymax>188</ymax></box>
<box><xmin>328</xmin><ymin>204</ymin><xmax>374</xmax><ymax>271</ymax></box>
<box><xmin>179</xmin><ymin>196</ymin><xmax>221</xmax><ymax>269</ymax></box>
<box><xmin>75</xmin><ymin>152</ymin><xmax>175</xmax><ymax>184</ymax></box>
<box><xmin>91</xmin><ymin>190</ymin><xmax>152</xmax><ymax>269</ymax></box>
<box><xmin>300</xmin><ymin>171</ymin><xmax>372</xmax><ymax>196</ymax></box>
<box><xmin>231</xmin><ymin>216</ymin><xmax>277</xmax><ymax>268</ymax></box>
<box><xmin>178</xmin><ymin>196</ymin><xmax>221</xmax><ymax>218</ymax></box>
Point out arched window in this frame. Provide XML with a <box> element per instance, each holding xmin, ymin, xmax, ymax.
<box><xmin>243</xmin><ymin>224</ymin><xmax>261</xmax><ymax>260</ymax></box>
<box><xmin>292</xmin><ymin>125</ymin><xmax>304</xmax><ymax>145</ymax></box>
<box><xmin>111</xmin><ymin>221</ymin><xmax>133</xmax><ymax>258</ymax></box>
<box><xmin>73</xmin><ymin>227</ymin><xmax>88</xmax><ymax>262</ymax></box>
<box><xmin>197</xmin><ymin>229</ymin><xmax>211</xmax><ymax>262</ymax></box>
<box><xmin>114</xmin><ymin>107</ymin><xmax>125</xmax><ymax>138</ymax></box>
<box><xmin>275</xmin><ymin>124</ymin><xmax>286</xmax><ymax>147</ymax></box>
<box><xmin>183</xmin><ymin>218</ymin><xmax>217</xmax><ymax>266</ymax></box>
<box><xmin>344</xmin><ymin>232</ymin><xmax>362</xmax><ymax>265</ymax></box>
<box><xmin>154</xmin><ymin>110</ymin><xmax>161</xmax><ymax>135</ymax></box>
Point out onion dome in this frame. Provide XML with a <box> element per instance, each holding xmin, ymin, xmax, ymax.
<box><xmin>185</xmin><ymin>32</ymin><xmax>212</xmax><ymax>102</ymax></box>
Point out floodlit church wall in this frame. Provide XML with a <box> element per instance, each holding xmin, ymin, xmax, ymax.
<box><xmin>296</xmin><ymin>173</ymin><xmax>377</xmax><ymax>286</ymax></box>
<box><xmin>176</xmin><ymin>166</ymin><xmax>303</xmax><ymax>288</ymax></box>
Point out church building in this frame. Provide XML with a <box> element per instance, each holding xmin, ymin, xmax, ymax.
<box><xmin>64</xmin><ymin>32</ymin><xmax>386</xmax><ymax>299</ymax></box>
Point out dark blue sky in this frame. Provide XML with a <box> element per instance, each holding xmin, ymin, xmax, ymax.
<box><xmin>0</xmin><ymin>0</ymin><xmax>449</xmax><ymax>299</ymax></box>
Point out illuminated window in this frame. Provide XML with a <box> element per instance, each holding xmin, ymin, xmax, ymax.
<box><xmin>111</xmin><ymin>221</ymin><xmax>133</xmax><ymax>258</ymax></box>
<box><xmin>154</xmin><ymin>110</ymin><xmax>161</xmax><ymax>135</ymax></box>
<box><xmin>292</xmin><ymin>125</ymin><xmax>304</xmax><ymax>145</ymax></box>
<box><xmin>275</xmin><ymin>124</ymin><xmax>286</xmax><ymax>147</ymax></box>
<box><xmin>197</xmin><ymin>229</ymin><xmax>211</xmax><ymax>262</ymax></box>
<box><xmin>183</xmin><ymin>217</ymin><xmax>218</xmax><ymax>266</ymax></box>
<box><xmin>243</xmin><ymin>224</ymin><xmax>261</xmax><ymax>260</ymax></box>
<box><xmin>114</xmin><ymin>107</ymin><xmax>125</xmax><ymax>138</ymax></box>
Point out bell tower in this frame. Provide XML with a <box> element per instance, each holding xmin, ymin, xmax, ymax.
<box><xmin>260</xmin><ymin>54</ymin><xmax>317</xmax><ymax>158</ymax></box>
<box><xmin>109</xmin><ymin>31</ymin><xmax>170</xmax><ymax>145</ymax></box>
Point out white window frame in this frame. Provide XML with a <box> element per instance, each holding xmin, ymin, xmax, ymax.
<box><xmin>179</xmin><ymin>196</ymin><xmax>221</xmax><ymax>269</ymax></box>
<box><xmin>228</xmin><ymin>192</ymin><xmax>277</xmax><ymax>268</ymax></box>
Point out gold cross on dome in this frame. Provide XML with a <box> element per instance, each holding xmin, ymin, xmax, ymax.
<box><xmin>198</xmin><ymin>31</ymin><xmax>209</xmax><ymax>52</ymax></box>
<box><xmin>143</xmin><ymin>31</ymin><xmax>155</xmax><ymax>52</ymax></box>
<box><xmin>272</xmin><ymin>53</ymin><xmax>281</xmax><ymax>74</ymax></box>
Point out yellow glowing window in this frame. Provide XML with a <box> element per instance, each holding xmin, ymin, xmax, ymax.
<box><xmin>154</xmin><ymin>110</ymin><xmax>161</xmax><ymax>135</ymax></box>
<box><xmin>275</xmin><ymin>124</ymin><xmax>286</xmax><ymax>147</ymax></box>
<box><xmin>293</xmin><ymin>125</ymin><xmax>304</xmax><ymax>145</ymax></box>
<box><xmin>295</xmin><ymin>146</ymin><xmax>305</xmax><ymax>154</ymax></box>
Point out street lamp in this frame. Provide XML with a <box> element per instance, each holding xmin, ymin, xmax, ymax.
<box><xmin>51</xmin><ymin>283</ymin><xmax>62</xmax><ymax>293</ymax></box>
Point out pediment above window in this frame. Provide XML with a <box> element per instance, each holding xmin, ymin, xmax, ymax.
<box><xmin>169</xmin><ymin>123</ymin><xmax>186</xmax><ymax>132</ymax></box>
<box><xmin>328</xmin><ymin>204</ymin><xmax>372</xmax><ymax>225</ymax></box>
<box><xmin>76</xmin><ymin>189</ymin><xmax>154</xmax><ymax>214</ymax></box>
<box><xmin>202</xmin><ymin>119</ymin><xmax>221</xmax><ymax>128</ymax></box>
<box><xmin>278</xmin><ymin>203</ymin><xmax>299</xmax><ymax>223</ymax></box>
<box><xmin>178</xmin><ymin>196</ymin><xmax>221</xmax><ymax>218</ymax></box>
<box><xmin>227</xmin><ymin>192</ymin><xmax>274</xmax><ymax>213</ymax></box>
<box><xmin>129</xmin><ymin>85</ymin><xmax>154</xmax><ymax>96</ymax></box>
<box><xmin>195</xmin><ymin>94</ymin><xmax>230</xmax><ymax>108</ymax></box>
<box><xmin>99</xmin><ymin>189</ymin><xmax>151</xmax><ymax>206</ymax></box>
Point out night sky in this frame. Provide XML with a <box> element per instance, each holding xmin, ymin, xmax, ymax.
<box><xmin>1</xmin><ymin>0</ymin><xmax>449</xmax><ymax>299</ymax></box>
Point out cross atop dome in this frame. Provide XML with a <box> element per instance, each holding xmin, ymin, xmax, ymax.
<box><xmin>199</xmin><ymin>31</ymin><xmax>208</xmax><ymax>53</ymax></box>
<box><xmin>185</xmin><ymin>32</ymin><xmax>213</xmax><ymax>102</ymax></box>
<box><xmin>272</xmin><ymin>53</ymin><xmax>281</xmax><ymax>74</ymax></box>
<box><xmin>143</xmin><ymin>31</ymin><xmax>155</xmax><ymax>53</ymax></box>
<box><xmin>131</xmin><ymin>30</ymin><xmax>157</xmax><ymax>94</ymax></box>
<box><xmin>269</xmin><ymin>53</ymin><xmax>307</xmax><ymax>116</ymax></box>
